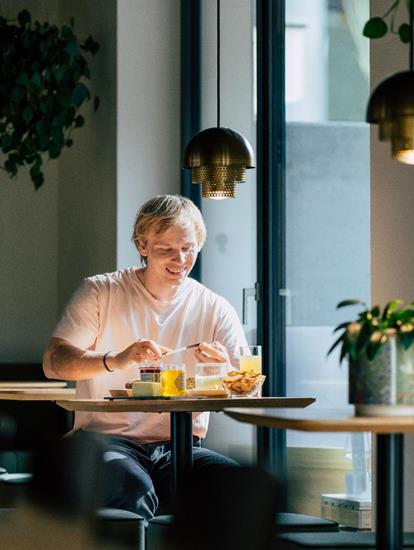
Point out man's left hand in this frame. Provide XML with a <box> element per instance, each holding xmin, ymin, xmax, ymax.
<box><xmin>194</xmin><ymin>341</ymin><xmax>230</xmax><ymax>363</ymax></box>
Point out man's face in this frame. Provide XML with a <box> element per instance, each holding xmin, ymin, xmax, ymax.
<box><xmin>139</xmin><ymin>223</ymin><xmax>199</xmax><ymax>284</ymax></box>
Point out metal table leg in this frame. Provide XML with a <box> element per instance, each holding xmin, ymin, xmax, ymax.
<box><xmin>376</xmin><ymin>434</ymin><xmax>404</xmax><ymax>550</ymax></box>
<box><xmin>170</xmin><ymin>411</ymin><xmax>193</xmax><ymax>504</ymax></box>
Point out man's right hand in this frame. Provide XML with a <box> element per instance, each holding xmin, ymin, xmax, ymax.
<box><xmin>107</xmin><ymin>340</ymin><xmax>172</xmax><ymax>371</ymax></box>
<box><xmin>43</xmin><ymin>337</ymin><xmax>172</xmax><ymax>381</ymax></box>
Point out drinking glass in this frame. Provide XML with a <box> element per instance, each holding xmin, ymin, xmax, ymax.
<box><xmin>239</xmin><ymin>346</ymin><xmax>262</xmax><ymax>375</ymax></box>
<box><xmin>161</xmin><ymin>363</ymin><xmax>186</xmax><ymax>396</ymax></box>
<box><xmin>195</xmin><ymin>363</ymin><xmax>229</xmax><ymax>390</ymax></box>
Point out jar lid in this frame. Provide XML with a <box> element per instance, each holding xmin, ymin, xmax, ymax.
<box><xmin>139</xmin><ymin>366</ymin><xmax>161</xmax><ymax>373</ymax></box>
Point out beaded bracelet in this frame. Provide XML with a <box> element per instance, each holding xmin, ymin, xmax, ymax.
<box><xmin>103</xmin><ymin>351</ymin><xmax>114</xmax><ymax>372</ymax></box>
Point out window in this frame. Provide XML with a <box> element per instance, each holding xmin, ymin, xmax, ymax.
<box><xmin>285</xmin><ymin>0</ymin><xmax>371</xmax><ymax>514</ymax></box>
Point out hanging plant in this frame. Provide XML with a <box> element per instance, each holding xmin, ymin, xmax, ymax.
<box><xmin>363</xmin><ymin>0</ymin><xmax>412</xmax><ymax>43</ymax></box>
<box><xmin>0</xmin><ymin>9</ymin><xmax>99</xmax><ymax>189</ymax></box>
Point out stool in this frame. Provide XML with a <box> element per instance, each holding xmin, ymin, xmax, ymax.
<box><xmin>95</xmin><ymin>507</ymin><xmax>145</xmax><ymax>550</ymax></box>
<box><xmin>0</xmin><ymin>472</ymin><xmax>33</xmax><ymax>507</ymax></box>
<box><xmin>277</xmin><ymin>513</ymin><xmax>339</xmax><ymax>533</ymax></box>
<box><xmin>147</xmin><ymin>515</ymin><xmax>173</xmax><ymax>550</ymax></box>
<box><xmin>277</xmin><ymin>531</ymin><xmax>414</xmax><ymax>549</ymax></box>
<box><xmin>147</xmin><ymin>512</ymin><xmax>339</xmax><ymax>550</ymax></box>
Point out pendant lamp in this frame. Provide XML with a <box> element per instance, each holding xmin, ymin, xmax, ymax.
<box><xmin>366</xmin><ymin>0</ymin><xmax>414</xmax><ymax>164</ymax></box>
<box><xmin>183</xmin><ymin>0</ymin><xmax>255</xmax><ymax>199</ymax></box>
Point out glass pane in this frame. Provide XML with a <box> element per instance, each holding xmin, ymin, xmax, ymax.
<box><xmin>285</xmin><ymin>0</ymin><xmax>371</xmax><ymax>521</ymax></box>
<box><xmin>201</xmin><ymin>0</ymin><xmax>257</xmax><ymax>464</ymax></box>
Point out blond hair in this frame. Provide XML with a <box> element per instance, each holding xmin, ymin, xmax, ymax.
<box><xmin>132</xmin><ymin>195</ymin><xmax>207</xmax><ymax>265</ymax></box>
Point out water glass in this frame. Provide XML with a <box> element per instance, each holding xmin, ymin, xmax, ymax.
<box><xmin>195</xmin><ymin>363</ymin><xmax>229</xmax><ymax>390</ymax></box>
<box><xmin>239</xmin><ymin>345</ymin><xmax>262</xmax><ymax>374</ymax></box>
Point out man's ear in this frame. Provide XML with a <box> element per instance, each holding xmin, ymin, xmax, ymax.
<box><xmin>137</xmin><ymin>239</ymin><xmax>147</xmax><ymax>257</ymax></box>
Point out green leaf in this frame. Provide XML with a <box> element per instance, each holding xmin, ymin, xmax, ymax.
<box><xmin>399</xmin><ymin>23</ymin><xmax>411</xmax><ymax>43</ymax></box>
<box><xmin>71</xmin><ymin>82</ymin><xmax>88</xmax><ymax>107</ymax></box>
<box><xmin>382</xmin><ymin>299</ymin><xmax>403</xmax><ymax>320</ymax></box>
<box><xmin>339</xmin><ymin>341</ymin><xmax>349</xmax><ymax>364</ymax></box>
<box><xmin>4</xmin><ymin>156</ymin><xmax>18</xmax><ymax>177</ymax></box>
<box><xmin>65</xmin><ymin>39</ymin><xmax>78</xmax><ymax>61</ymax></box>
<box><xmin>401</xmin><ymin>332</ymin><xmax>414</xmax><ymax>349</ymax></box>
<box><xmin>74</xmin><ymin>114</ymin><xmax>84</xmax><ymax>128</ymax></box>
<box><xmin>327</xmin><ymin>331</ymin><xmax>346</xmax><ymax>356</ymax></box>
<box><xmin>363</xmin><ymin>17</ymin><xmax>388</xmax><ymax>39</ymax></box>
<box><xmin>366</xmin><ymin>340</ymin><xmax>381</xmax><ymax>361</ymax></box>
<box><xmin>81</xmin><ymin>35</ymin><xmax>99</xmax><ymax>55</ymax></box>
<box><xmin>16</xmin><ymin>73</ymin><xmax>30</xmax><ymax>88</ymax></box>
<box><xmin>18</xmin><ymin>10</ymin><xmax>31</xmax><ymax>28</ymax></box>
<box><xmin>11</xmin><ymin>87</ymin><xmax>24</xmax><ymax>103</ymax></box>
<box><xmin>371</xmin><ymin>305</ymin><xmax>380</xmax><ymax>318</ymax></box>
<box><xmin>336</xmin><ymin>299</ymin><xmax>366</xmax><ymax>309</ymax></box>
<box><xmin>52</xmin><ymin>65</ymin><xmax>65</xmax><ymax>84</ymax></box>
<box><xmin>22</xmin><ymin>107</ymin><xmax>33</xmax><ymax>124</ymax></box>
<box><xmin>333</xmin><ymin>321</ymin><xmax>351</xmax><ymax>333</ymax></box>
<box><xmin>355</xmin><ymin>322</ymin><xmax>372</xmax><ymax>353</ymax></box>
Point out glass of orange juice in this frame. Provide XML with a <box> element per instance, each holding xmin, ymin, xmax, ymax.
<box><xmin>161</xmin><ymin>363</ymin><xmax>186</xmax><ymax>396</ymax></box>
<box><xmin>239</xmin><ymin>346</ymin><xmax>262</xmax><ymax>375</ymax></box>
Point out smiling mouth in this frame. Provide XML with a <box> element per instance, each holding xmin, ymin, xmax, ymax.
<box><xmin>166</xmin><ymin>267</ymin><xmax>185</xmax><ymax>275</ymax></box>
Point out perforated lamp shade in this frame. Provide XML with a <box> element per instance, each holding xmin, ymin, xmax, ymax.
<box><xmin>367</xmin><ymin>71</ymin><xmax>414</xmax><ymax>164</ymax></box>
<box><xmin>183</xmin><ymin>127</ymin><xmax>255</xmax><ymax>199</ymax></box>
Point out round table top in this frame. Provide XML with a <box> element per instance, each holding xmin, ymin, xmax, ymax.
<box><xmin>56</xmin><ymin>396</ymin><xmax>315</xmax><ymax>413</ymax></box>
<box><xmin>0</xmin><ymin>388</ymin><xmax>76</xmax><ymax>401</ymax></box>
<box><xmin>224</xmin><ymin>406</ymin><xmax>414</xmax><ymax>433</ymax></box>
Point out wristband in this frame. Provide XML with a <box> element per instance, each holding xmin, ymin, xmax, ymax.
<box><xmin>103</xmin><ymin>351</ymin><xmax>114</xmax><ymax>372</ymax></box>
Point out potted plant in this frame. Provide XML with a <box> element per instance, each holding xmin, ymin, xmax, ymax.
<box><xmin>328</xmin><ymin>299</ymin><xmax>414</xmax><ymax>416</ymax></box>
<box><xmin>0</xmin><ymin>10</ymin><xmax>99</xmax><ymax>189</ymax></box>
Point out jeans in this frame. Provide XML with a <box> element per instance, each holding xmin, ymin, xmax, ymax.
<box><xmin>101</xmin><ymin>435</ymin><xmax>238</xmax><ymax>521</ymax></box>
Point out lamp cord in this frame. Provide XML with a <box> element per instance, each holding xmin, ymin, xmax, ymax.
<box><xmin>411</xmin><ymin>0</ymin><xmax>414</xmax><ymax>71</ymax></box>
<box><xmin>217</xmin><ymin>0</ymin><xmax>221</xmax><ymax>127</ymax></box>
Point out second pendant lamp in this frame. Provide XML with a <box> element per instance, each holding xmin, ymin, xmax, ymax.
<box><xmin>366</xmin><ymin>0</ymin><xmax>414</xmax><ymax>164</ymax></box>
<box><xmin>183</xmin><ymin>0</ymin><xmax>255</xmax><ymax>199</ymax></box>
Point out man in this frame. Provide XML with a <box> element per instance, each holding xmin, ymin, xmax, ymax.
<box><xmin>43</xmin><ymin>194</ymin><xmax>247</xmax><ymax>520</ymax></box>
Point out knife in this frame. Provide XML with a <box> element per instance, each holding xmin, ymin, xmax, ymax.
<box><xmin>161</xmin><ymin>342</ymin><xmax>201</xmax><ymax>358</ymax></box>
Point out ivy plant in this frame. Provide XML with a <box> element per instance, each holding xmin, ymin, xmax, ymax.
<box><xmin>0</xmin><ymin>9</ymin><xmax>99</xmax><ymax>189</ymax></box>
<box><xmin>363</xmin><ymin>0</ymin><xmax>412</xmax><ymax>43</ymax></box>
<box><xmin>328</xmin><ymin>299</ymin><xmax>414</xmax><ymax>364</ymax></box>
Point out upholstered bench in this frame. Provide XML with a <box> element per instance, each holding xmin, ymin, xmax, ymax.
<box><xmin>146</xmin><ymin>513</ymin><xmax>339</xmax><ymax>550</ymax></box>
<box><xmin>277</xmin><ymin>531</ymin><xmax>414</xmax><ymax>549</ymax></box>
<box><xmin>95</xmin><ymin>507</ymin><xmax>145</xmax><ymax>550</ymax></box>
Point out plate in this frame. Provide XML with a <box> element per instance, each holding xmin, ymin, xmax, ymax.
<box><xmin>188</xmin><ymin>389</ymin><xmax>227</xmax><ymax>398</ymax></box>
<box><xmin>108</xmin><ymin>389</ymin><xmax>133</xmax><ymax>397</ymax></box>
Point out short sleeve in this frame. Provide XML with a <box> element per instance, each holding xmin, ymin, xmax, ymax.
<box><xmin>213</xmin><ymin>299</ymin><xmax>248</xmax><ymax>369</ymax></box>
<box><xmin>53</xmin><ymin>278</ymin><xmax>100</xmax><ymax>350</ymax></box>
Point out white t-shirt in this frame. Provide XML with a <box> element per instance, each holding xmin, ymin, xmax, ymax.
<box><xmin>53</xmin><ymin>267</ymin><xmax>247</xmax><ymax>443</ymax></box>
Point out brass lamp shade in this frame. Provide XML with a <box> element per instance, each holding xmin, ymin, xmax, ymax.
<box><xmin>183</xmin><ymin>127</ymin><xmax>255</xmax><ymax>199</ymax></box>
<box><xmin>367</xmin><ymin>71</ymin><xmax>414</xmax><ymax>164</ymax></box>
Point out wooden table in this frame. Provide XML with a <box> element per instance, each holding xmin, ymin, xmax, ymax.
<box><xmin>0</xmin><ymin>388</ymin><xmax>76</xmax><ymax>401</ymax></box>
<box><xmin>57</xmin><ymin>396</ymin><xmax>315</xmax><ymax>501</ymax></box>
<box><xmin>224</xmin><ymin>406</ymin><xmax>413</xmax><ymax>550</ymax></box>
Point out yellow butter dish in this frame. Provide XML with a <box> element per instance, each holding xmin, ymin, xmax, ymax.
<box><xmin>132</xmin><ymin>381</ymin><xmax>162</xmax><ymax>397</ymax></box>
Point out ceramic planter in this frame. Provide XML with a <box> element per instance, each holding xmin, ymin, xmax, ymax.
<box><xmin>349</xmin><ymin>336</ymin><xmax>414</xmax><ymax>416</ymax></box>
